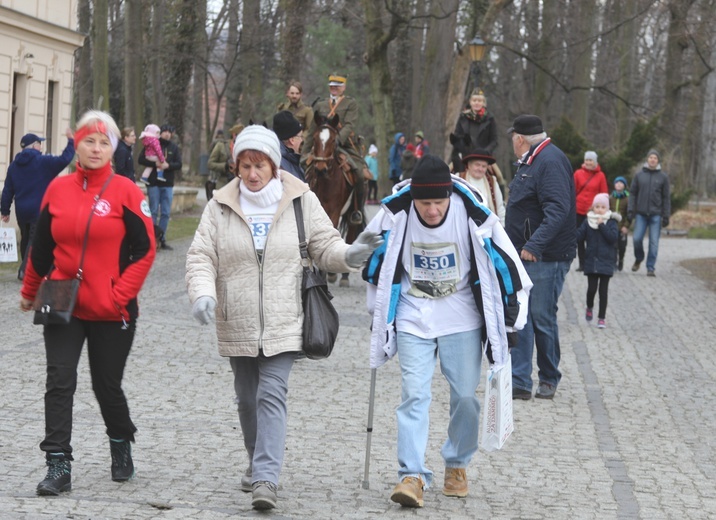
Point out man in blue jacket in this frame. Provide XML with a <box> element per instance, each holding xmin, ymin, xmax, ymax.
<box><xmin>1</xmin><ymin>130</ymin><xmax>75</xmax><ymax>280</ymax></box>
<box><xmin>504</xmin><ymin>115</ymin><xmax>576</xmax><ymax>400</ymax></box>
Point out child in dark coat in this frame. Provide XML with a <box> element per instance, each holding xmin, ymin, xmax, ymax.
<box><xmin>610</xmin><ymin>176</ymin><xmax>630</xmax><ymax>271</ymax></box>
<box><xmin>577</xmin><ymin>193</ymin><xmax>620</xmax><ymax>328</ymax></box>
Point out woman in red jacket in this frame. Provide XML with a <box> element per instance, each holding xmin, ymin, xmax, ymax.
<box><xmin>574</xmin><ymin>151</ymin><xmax>608</xmax><ymax>271</ymax></box>
<box><xmin>20</xmin><ymin>110</ymin><xmax>156</xmax><ymax>496</ymax></box>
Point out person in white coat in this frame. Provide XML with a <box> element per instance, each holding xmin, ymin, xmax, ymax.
<box><xmin>185</xmin><ymin>125</ymin><xmax>382</xmax><ymax>511</ymax></box>
<box><xmin>362</xmin><ymin>155</ymin><xmax>531</xmax><ymax>508</ymax></box>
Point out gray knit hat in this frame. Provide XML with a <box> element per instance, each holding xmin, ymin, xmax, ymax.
<box><xmin>232</xmin><ymin>125</ymin><xmax>282</xmax><ymax>170</ymax></box>
<box><xmin>647</xmin><ymin>149</ymin><xmax>660</xmax><ymax>161</ymax></box>
<box><xmin>584</xmin><ymin>151</ymin><xmax>597</xmax><ymax>162</ymax></box>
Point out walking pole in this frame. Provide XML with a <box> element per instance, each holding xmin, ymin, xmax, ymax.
<box><xmin>362</xmin><ymin>368</ymin><xmax>377</xmax><ymax>489</ymax></box>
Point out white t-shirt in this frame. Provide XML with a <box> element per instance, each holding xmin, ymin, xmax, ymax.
<box><xmin>396</xmin><ymin>194</ymin><xmax>483</xmax><ymax>339</ymax></box>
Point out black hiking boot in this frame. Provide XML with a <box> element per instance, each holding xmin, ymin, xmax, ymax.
<box><xmin>36</xmin><ymin>453</ymin><xmax>71</xmax><ymax>496</ymax></box>
<box><xmin>110</xmin><ymin>439</ymin><xmax>135</xmax><ymax>481</ymax></box>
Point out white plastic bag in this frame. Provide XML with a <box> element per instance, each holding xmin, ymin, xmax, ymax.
<box><xmin>0</xmin><ymin>225</ymin><xmax>18</xmax><ymax>262</ymax></box>
<box><xmin>481</xmin><ymin>353</ymin><xmax>514</xmax><ymax>451</ymax></box>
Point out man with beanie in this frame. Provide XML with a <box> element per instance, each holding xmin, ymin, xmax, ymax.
<box><xmin>302</xmin><ymin>73</ymin><xmax>366</xmax><ymax>224</ymax></box>
<box><xmin>504</xmin><ymin>115</ymin><xmax>576</xmax><ymax>400</ymax></box>
<box><xmin>627</xmin><ymin>149</ymin><xmax>670</xmax><ymax>276</ymax></box>
<box><xmin>362</xmin><ymin>155</ymin><xmax>532</xmax><ymax>508</ymax></box>
<box><xmin>1</xmin><ymin>129</ymin><xmax>75</xmax><ymax>280</ymax></box>
<box><xmin>573</xmin><ymin>150</ymin><xmax>608</xmax><ymax>271</ymax></box>
<box><xmin>272</xmin><ymin>110</ymin><xmax>305</xmax><ymax>181</ymax></box>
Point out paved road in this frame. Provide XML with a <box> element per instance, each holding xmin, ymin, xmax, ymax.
<box><xmin>2</xmin><ymin>207</ymin><xmax>716</xmax><ymax>519</ymax></box>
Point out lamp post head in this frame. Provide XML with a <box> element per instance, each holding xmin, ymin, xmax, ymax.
<box><xmin>468</xmin><ymin>35</ymin><xmax>488</xmax><ymax>62</ymax></box>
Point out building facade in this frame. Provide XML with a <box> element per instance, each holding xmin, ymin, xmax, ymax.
<box><xmin>0</xmin><ymin>1</ymin><xmax>84</xmax><ymax>180</ymax></box>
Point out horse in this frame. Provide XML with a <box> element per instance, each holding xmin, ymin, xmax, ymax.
<box><xmin>304</xmin><ymin>112</ymin><xmax>365</xmax><ymax>287</ymax></box>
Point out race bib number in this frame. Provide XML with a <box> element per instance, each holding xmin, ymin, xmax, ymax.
<box><xmin>409</xmin><ymin>242</ymin><xmax>460</xmax><ymax>298</ymax></box>
<box><xmin>247</xmin><ymin>215</ymin><xmax>272</xmax><ymax>251</ymax></box>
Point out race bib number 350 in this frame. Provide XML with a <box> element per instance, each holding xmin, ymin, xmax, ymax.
<box><xmin>411</xmin><ymin>243</ymin><xmax>459</xmax><ymax>282</ymax></box>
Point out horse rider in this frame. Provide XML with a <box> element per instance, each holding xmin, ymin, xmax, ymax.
<box><xmin>277</xmin><ymin>80</ymin><xmax>312</xmax><ymax>140</ymax></box>
<box><xmin>302</xmin><ymin>73</ymin><xmax>366</xmax><ymax>225</ymax></box>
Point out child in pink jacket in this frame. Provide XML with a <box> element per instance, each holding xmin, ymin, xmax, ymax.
<box><xmin>139</xmin><ymin>124</ymin><xmax>165</xmax><ymax>183</ymax></box>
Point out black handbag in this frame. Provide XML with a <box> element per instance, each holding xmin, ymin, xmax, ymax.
<box><xmin>293</xmin><ymin>198</ymin><xmax>340</xmax><ymax>360</ymax></box>
<box><xmin>32</xmin><ymin>174</ymin><xmax>115</xmax><ymax>326</ymax></box>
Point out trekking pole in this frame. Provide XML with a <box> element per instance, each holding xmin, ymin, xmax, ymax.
<box><xmin>362</xmin><ymin>368</ymin><xmax>377</xmax><ymax>489</ymax></box>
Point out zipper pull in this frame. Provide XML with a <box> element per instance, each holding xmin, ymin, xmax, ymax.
<box><xmin>83</xmin><ymin>177</ymin><xmax>88</xmax><ymax>190</ymax></box>
<box><xmin>121</xmin><ymin>315</ymin><xmax>129</xmax><ymax>330</ymax></box>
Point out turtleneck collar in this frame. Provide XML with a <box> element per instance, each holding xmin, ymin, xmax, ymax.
<box><xmin>74</xmin><ymin>161</ymin><xmax>114</xmax><ymax>190</ymax></box>
<box><xmin>240</xmin><ymin>176</ymin><xmax>283</xmax><ymax>208</ymax></box>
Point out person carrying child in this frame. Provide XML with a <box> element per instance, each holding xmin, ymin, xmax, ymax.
<box><xmin>576</xmin><ymin>193</ymin><xmax>620</xmax><ymax>329</ymax></box>
<box><xmin>139</xmin><ymin>124</ymin><xmax>166</xmax><ymax>183</ymax></box>
<box><xmin>609</xmin><ymin>176</ymin><xmax>630</xmax><ymax>271</ymax></box>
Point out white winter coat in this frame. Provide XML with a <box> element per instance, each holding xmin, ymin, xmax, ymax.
<box><xmin>186</xmin><ymin>173</ymin><xmax>353</xmax><ymax>357</ymax></box>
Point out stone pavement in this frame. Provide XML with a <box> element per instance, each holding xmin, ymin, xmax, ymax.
<box><xmin>2</xmin><ymin>213</ymin><xmax>716</xmax><ymax>519</ymax></box>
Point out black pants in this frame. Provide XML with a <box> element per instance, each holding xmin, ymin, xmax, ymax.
<box><xmin>367</xmin><ymin>180</ymin><xmax>378</xmax><ymax>201</ymax></box>
<box><xmin>576</xmin><ymin>214</ymin><xmax>587</xmax><ymax>267</ymax></box>
<box><xmin>586</xmin><ymin>274</ymin><xmax>610</xmax><ymax>320</ymax></box>
<box><xmin>617</xmin><ymin>231</ymin><xmax>627</xmax><ymax>266</ymax></box>
<box><xmin>40</xmin><ymin>318</ymin><xmax>137</xmax><ymax>458</ymax></box>
<box><xmin>18</xmin><ymin>221</ymin><xmax>36</xmax><ymax>277</ymax></box>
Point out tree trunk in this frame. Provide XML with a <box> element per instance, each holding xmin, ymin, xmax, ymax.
<box><xmin>416</xmin><ymin>0</ymin><xmax>459</xmax><ymax>158</ymax></box>
<box><xmin>239</xmin><ymin>0</ymin><xmax>263</xmax><ymax>122</ymax></box>
<box><xmin>568</xmin><ymin>0</ymin><xmax>597</xmax><ymax>135</ymax></box>
<box><xmin>280</xmin><ymin>0</ymin><xmax>310</xmax><ymax>83</ymax></box>
<box><xmin>149</xmin><ymin>0</ymin><xmax>166</xmax><ymax>122</ymax></box>
<box><xmin>614</xmin><ymin>0</ymin><xmax>637</xmax><ymax>147</ymax></box>
<box><xmin>92</xmin><ymin>0</ymin><xmax>109</xmax><ymax>111</ymax></box>
<box><xmin>124</xmin><ymin>0</ymin><xmax>144</xmax><ymax>132</ymax></box>
<box><xmin>224</xmin><ymin>0</ymin><xmax>241</xmax><ymax>127</ymax></box>
<box><xmin>76</xmin><ymin>0</ymin><xmax>93</xmax><ymax>115</ymax></box>
<box><xmin>189</xmin><ymin>0</ymin><xmax>207</xmax><ymax>176</ymax></box>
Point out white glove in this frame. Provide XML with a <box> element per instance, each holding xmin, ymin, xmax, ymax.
<box><xmin>345</xmin><ymin>230</ymin><xmax>384</xmax><ymax>268</ymax></box>
<box><xmin>192</xmin><ymin>296</ymin><xmax>216</xmax><ymax>325</ymax></box>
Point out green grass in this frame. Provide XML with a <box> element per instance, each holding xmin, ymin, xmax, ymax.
<box><xmin>688</xmin><ymin>224</ymin><xmax>716</xmax><ymax>239</ymax></box>
<box><xmin>165</xmin><ymin>214</ymin><xmax>201</xmax><ymax>242</ymax></box>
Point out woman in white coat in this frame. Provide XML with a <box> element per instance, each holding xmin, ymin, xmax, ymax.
<box><xmin>185</xmin><ymin>125</ymin><xmax>381</xmax><ymax>511</ymax></box>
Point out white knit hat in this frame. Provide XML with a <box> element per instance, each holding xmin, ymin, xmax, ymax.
<box><xmin>584</xmin><ymin>150</ymin><xmax>598</xmax><ymax>162</ymax></box>
<box><xmin>232</xmin><ymin>125</ymin><xmax>282</xmax><ymax>170</ymax></box>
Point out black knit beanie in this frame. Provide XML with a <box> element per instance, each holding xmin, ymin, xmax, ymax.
<box><xmin>410</xmin><ymin>155</ymin><xmax>453</xmax><ymax>199</ymax></box>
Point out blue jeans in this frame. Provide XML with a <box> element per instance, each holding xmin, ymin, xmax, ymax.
<box><xmin>632</xmin><ymin>214</ymin><xmax>661</xmax><ymax>271</ymax></box>
<box><xmin>511</xmin><ymin>260</ymin><xmax>570</xmax><ymax>392</ymax></box>
<box><xmin>395</xmin><ymin>329</ymin><xmax>482</xmax><ymax>488</ymax></box>
<box><xmin>147</xmin><ymin>186</ymin><xmax>173</xmax><ymax>235</ymax></box>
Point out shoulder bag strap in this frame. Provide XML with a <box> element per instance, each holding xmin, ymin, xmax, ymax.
<box><xmin>293</xmin><ymin>197</ymin><xmax>311</xmax><ymax>271</ymax></box>
<box><xmin>76</xmin><ymin>173</ymin><xmax>115</xmax><ymax>281</ymax></box>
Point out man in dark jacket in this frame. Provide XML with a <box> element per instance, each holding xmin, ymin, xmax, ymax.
<box><xmin>1</xmin><ymin>130</ymin><xmax>75</xmax><ymax>279</ymax></box>
<box><xmin>504</xmin><ymin>115</ymin><xmax>576</xmax><ymax>401</ymax></box>
<box><xmin>113</xmin><ymin>127</ymin><xmax>136</xmax><ymax>181</ymax></box>
<box><xmin>138</xmin><ymin>124</ymin><xmax>182</xmax><ymax>250</ymax></box>
<box><xmin>272</xmin><ymin>111</ymin><xmax>305</xmax><ymax>182</ymax></box>
<box><xmin>627</xmin><ymin>149</ymin><xmax>670</xmax><ymax>276</ymax></box>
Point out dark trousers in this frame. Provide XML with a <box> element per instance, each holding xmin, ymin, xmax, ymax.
<box><xmin>586</xmin><ymin>274</ymin><xmax>610</xmax><ymax>320</ymax></box>
<box><xmin>18</xmin><ymin>221</ymin><xmax>36</xmax><ymax>278</ymax></box>
<box><xmin>40</xmin><ymin>318</ymin><xmax>137</xmax><ymax>458</ymax></box>
<box><xmin>576</xmin><ymin>214</ymin><xmax>587</xmax><ymax>267</ymax></box>
<box><xmin>367</xmin><ymin>180</ymin><xmax>378</xmax><ymax>201</ymax></box>
<box><xmin>617</xmin><ymin>231</ymin><xmax>627</xmax><ymax>266</ymax></box>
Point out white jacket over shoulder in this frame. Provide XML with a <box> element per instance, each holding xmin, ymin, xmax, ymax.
<box><xmin>362</xmin><ymin>176</ymin><xmax>532</xmax><ymax>369</ymax></box>
<box><xmin>186</xmin><ymin>173</ymin><xmax>354</xmax><ymax>357</ymax></box>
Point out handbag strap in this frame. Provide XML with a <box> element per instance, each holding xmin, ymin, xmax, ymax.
<box><xmin>75</xmin><ymin>173</ymin><xmax>115</xmax><ymax>280</ymax></box>
<box><xmin>292</xmin><ymin>197</ymin><xmax>311</xmax><ymax>270</ymax></box>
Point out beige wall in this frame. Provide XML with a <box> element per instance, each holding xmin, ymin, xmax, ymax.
<box><xmin>0</xmin><ymin>1</ymin><xmax>84</xmax><ymax>180</ymax></box>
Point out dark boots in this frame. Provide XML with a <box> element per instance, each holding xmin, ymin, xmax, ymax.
<box><xmin>36</xmin><ymin>453</ymin><xmax>71</xmax><ymax>496</ymax></box>
<box><xmin>110</xmin><ymin>438</ymin><xmax>135</xmax><ymax>482</ymax></box>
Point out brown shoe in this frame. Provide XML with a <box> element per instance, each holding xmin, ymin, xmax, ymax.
<box><xmin>443</xmin><ymin>467</ymin><xmax>468</xmax><ymax>497</ymax></box>
<box><xmin>390</xmin><ymin>476</ymin><xmax>424</xmax><ymax>508</ymax></box>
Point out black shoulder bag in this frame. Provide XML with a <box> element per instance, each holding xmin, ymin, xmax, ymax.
<box><xmin>293</xmin><ymin>197</ymin><xmax>340</xmax><ymax>360</ymax></box>
<box><xmin>33</xmin><ymin>174</ymin><xmax>115</xmax><ymax>325</ymax></box>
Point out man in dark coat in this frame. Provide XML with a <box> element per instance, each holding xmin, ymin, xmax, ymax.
<box><xmin>504</xmin><ymin>115</ymin><xmax>576</xmax><ymax>401</ymax></box>
<box><xmin>1</xmin><ymin>130</ymin><xmax>75</xmax><ymax>279</ymax></box>
<box><xmin>273</xmin><ymin>111</ymin><xmax>305</xmax><ymax>182</ymax></box>
<box><xmin>113</xmin><ymin>127</ymin><xmax>137</xmax><ymax>181</ymax></box>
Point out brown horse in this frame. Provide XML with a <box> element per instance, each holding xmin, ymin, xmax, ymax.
<box><xmin>305</xmin><ymin>112</ymin><xmax>365</xmax><ymax>286</ymax></box>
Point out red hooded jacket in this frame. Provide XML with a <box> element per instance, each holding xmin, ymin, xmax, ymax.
<box><xmin>574</xmin><ymin>164</ymin><xmax>608</xmax><ymax>216</ymax></box>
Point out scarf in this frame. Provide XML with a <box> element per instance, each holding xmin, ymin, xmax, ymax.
<box><xmin>587</xmin><ymin>210</ymin><xmax>614</xmax><ymax>229</ymax></box>
<box><xmin>611</xmin><ymin>189</ymin><xmax>629</xmax><ymax>199</ymax></box>
<box><xmin>239</xmin><ymin>175</ymin><xmax>283</xmax><ymax>208</ymax></box>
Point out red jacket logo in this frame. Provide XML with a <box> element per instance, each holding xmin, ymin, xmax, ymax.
<box><xmin>94</xmin><ymin>199</ymin><xmax>111</xmax><ymax>217</ymax></box>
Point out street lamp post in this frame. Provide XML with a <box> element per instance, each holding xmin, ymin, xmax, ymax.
<box><xmin>466</xmin><ymin>35</ymin><xmax>488</xmax><ymax>99</ymax></box>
